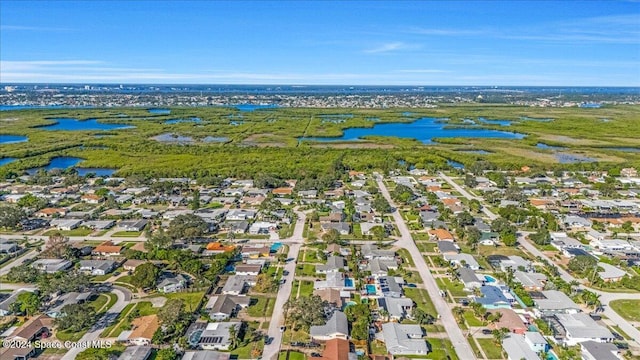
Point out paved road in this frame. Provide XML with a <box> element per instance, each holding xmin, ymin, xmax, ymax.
<box><xmin>376</xmin><ymin>175</ymin><xmax>477</xmax><ymax>360</ymax></box>
<box><xmin>517</xmin><ymin>233</ymin><xmax>640</xmax><ymax>346</ymax></box>
<box><xmin>439</xmin><ymin>172</ymin><xmax>497</xmax><ymax>221</ymax></box>
<box><xmin>439</xmin><ymin>171</ymin><xmax>640</xmax><ymax>347</ymax></box>
<box><xmin>262</xmin><ymin>210</ymin><xmax>307</xmax><ymax>360</ymax></box>
<box><xmin>61</xmin><ymin>287</ymin><xmax>130</xmax><ymax>360</ymax></box>
<box><xmin>0</xmin><ymin>249</ymin><xmax>38</xmax><ymax>276</ymax></box>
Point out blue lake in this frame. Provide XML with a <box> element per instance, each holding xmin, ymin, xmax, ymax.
<box><xmin>447</xmin><ymin>160</ymin><xmax>465</xmax><ymax>169</ymax></box>
<box><xmin>39</xmin><ymin>118</ymin><xmax>133</xmax><ymax>131</ymax></box>
<box><xmin>76</xmin><ymin>168</ymin><xmax>116</xmax><ymax>177</ymax></box>
<box><xmin>0</xmin><ymin>158</ymin><xmax>16</xmax><ymax>166</ymax></box>
<box><xmin>477</xmin><ymin>117</ymin><xmax>511</xmax><ymax>126</ymax></box>
<box><xmin>0</xmin><ymin>135</ymin><xmax>28</xmax><ymax>144</ymax></box>
<box><xmin>165</xmin><ymin>117</ymin><xmax>203</xmax><ymax>124</ymax></box>
<box><xmin>26</xmin><ymin>156</ymin><xmax>83</xmax><ymax>174</ymax></box>
<box><xmin>536</xmin><ymin>143</ymin><xmax>565</xmax><ymax>150</ymax></box>
<box><xmin>299</xmin><ymin>117</ymin><xmax>525</xmax><ymax>144</ymax></box>
<box><xmin>148</xmin><ymin>108</ymin><xmax>171</xmax><ymax>115</ymax></box>
<box><xmin>235</xmin><ymin>104</ymin><xmax>278</xmax><ymax>112</ymax></box>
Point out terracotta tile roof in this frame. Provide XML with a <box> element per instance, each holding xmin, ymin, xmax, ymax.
<box><xmin>429</xmin><ymin>228</ymin><xmax>454</xmax><ymax>240</ymax></box>
<box><xmin>441</xmin><ymin>198</ymin><xmax>460</xmax><ymax>206</ymax></box>
<box><xmin>129</xmin><ymin>315</ymin><xmax>160</xmax><ymax>340</ymax></box>
<box><xmin>318</xmin><ymin>338</ymin><xmax>350</xmax><ymax>360</ymax></box>
<box><xmin>529</xmin><ymin>199</ymin><xmax>554</xmax><ymax>206</ymax></box>
<box><xmin>37</xmin><ymin>207</ymin><xmax>66</xmax><ymax>215</ymax></box>
<box><xmin>272</xmin><ymin>187</ymin><xmax>293</xmax><ymax>195</ymax></box>
<box><xmin>93</xmin><ymin>241</ymin><xmax>122</xmax><ymax>254</ymax></box>
<box><xmin>206</xmin><ymin>242</ymin><xmax>236</xmax><ymax>252</ymax></box>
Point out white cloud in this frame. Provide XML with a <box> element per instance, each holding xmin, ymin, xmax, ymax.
<box><xmin>364</xmin><ymin>42</ymin><xmax>419</xmax><ymax>54</ymax></box>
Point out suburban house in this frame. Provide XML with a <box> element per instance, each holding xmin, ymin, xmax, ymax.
<box><xmin>79</xmin><ymin>259</ymin><xmax>117</xmax><ymax>276</ymax></box>
<box><xmin>31</xmin><ymin>258</ymin><xmax>72</xmax><ymax>273</ymax></box>
<box><xmin>46</xmin><ymin>291</ymin><xmax>95</xmax><ymax>318</ymax></box>
<box><xmin>157</xmin><ymin>273</ymin><xmax>189</xmax><ymax>293</ymax></box>
<box><xmin>429</xmin><ymin>228</ymin><xmax>454</xmax><ymax>241</ymax></box>
<box><xmin>580</xmin><ymin>341</ymin><xmax>621</xmax><ymax>360</ymax></box>
<box><xmin>92</xmin><ymin>241</ymin><xmax>123</xmax><ymax>257</ymax></box>
<box><xmin>316</xmin><ymin>256</ymin><xmax>348</xmax><ymax>274</ymax></box>
<box><xmin>198</xmin><ymin>322</ymin><xmax>242</xmax><ymax>351</ymax></box>
<box><xmin>534</xmin><ymin>290</ymin><xmax>581</xmax><ymax>317</ymax></box>
<box><xmin>377</xmin><ymin>297</ymin><xmax>414</xmax><ymax>321</ymax></box>
<box><xmin>379</xmin><ymin>323</ymin><xmax>428</xmax><ymax>355</ymax></box>
<box><xmin>128</xmin><ymin>315</ymin><xmax>160</xmax><ymax>346</ymax></box>
<box><xmin>123</xmin><ymin>259</ymin><xmax>148</xmax><ymax>272</ymax></box>
<box><xmin>488</xmin><ymin>309</ymin><xmax>527</xmax><ymax>334</ymax></box>
<box><xmin>314</xmin><ymin>338</ymin><xmax>356</xmax><ymax>360</ymax></box>
<box><xmin>502</xmin><ymin>334</ymin><xmax>539</xmax><ymax>360</ymax></box>
<box><xmin>554</xmin><ymin>313</ymin><xmax>614</xmax><ymax>346</ymax></box>
<box><xmin>444</xmin><ymin>253</ymin><xmax>480</xmax><ymax>270</ymax></box>
<box><xmin>222</xmin><ymin>275</ymin><xmax>255</xmax><ymax>295</ymax></box>
<box><xmin>204</xmin><ymin>295</ymin><xmax>251</xmax><ymax>321</ymax></box>
<box><xmin>474</xmin><ymin>286</ymin><xmax>513</xmax><ymax>309</ymax></box>
<box><xmin>118</xmin><ymin>219</ymin><xmax>148</xmax><ymax>232</ymax></box>
<box><xmin>457</xmin><ymin>268</ymin><xmax>484</xmax><ymax>290</ymax></box>
<box><xmin>0</xmin><ymin>315</ymin><xmax>53</xmax><ymax>360</ymax></box>
<box><xmin>361</xmin><ymin>244</ymin><xmax>395</xmax><ymax>260</ymax></box>
<box><xmin>314</xmin><ymin>288</ymin><xmax>347</xmax><ymax>309</ymax></box>
<box><xmin>0</xmin><ymin>289</ymin><xmax>37</xmax><ymax>316</ymax></box>
<box><xmin>234</xmin><ymin>263</ymin><xmax>262</xmax><ymax>276</ymax></box>
<box><xmin>379</xmin><ymin>276</ymin><xmax>403</xmax><ymax>298</ymax></box>
<box><xmin>524</xmin><ymin>331</ymin><xmax>549</xmax><ymax>354</ymax></box>
<box><xmin>182</xmin><ymin>351</ymin><xmax>231</xmax><ymax>360</ymax></box>
<box><xmin>366</xmin><ymin>258</ymin><xmax>399</xmax><ymax>278</ymax></box>
<box><xmin>49</xmin><ymin>219</ymin><xmax>83</xmax><ymax>231</ymax></box>
<box><xmin>513</xmin><ymin>271</ymin><xmax>547</xmax><ymax>291</ymax></box>
<box><xmin>310</xmin><ymin>311</ymin><xmax>349</xmax><ymax>341</ymax></box>
<box><xmin>437</xmin><ymin>241</ymin><xmax>459</xmax><ymax>255</ymax></box>
<box><xmin>598</xmin><ymin>262</ymin><xmax>626</xmax><ymax>282</ymax></box>
<box><xmin>117</xmin><ymin>346</ymin><xmax>152</xmax><ymax>360</ymax></box>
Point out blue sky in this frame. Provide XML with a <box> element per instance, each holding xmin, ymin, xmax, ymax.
<box><xmin>1</xmin><ymin>1</ymin><xmax>639</xmax><ymax>85</ymax></box>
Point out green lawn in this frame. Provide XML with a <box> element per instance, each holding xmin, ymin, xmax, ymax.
<box><xmin>278</xmin><ymin>351</ymin><xmax>306</xmax><ymax>360</ymax></box>
<box><xmin>88</xmin><ymin>293</ymin><xmax>110</xmax><ymax>312</ymax></box>
<box><xmin>397</xmin><ymin>248</ymin><xmax>415</xmax><ymax>267</ymax></box>
<box><xmin>295</xmin><ymin>263</ymin><xmax>317</xmax><ymax>277</ymax></box>
<box><xmin>404</xmin><ymin>288</ymin><xmax>437</xmax><ymax>315</ymax></box>
<box><xmin>247</xmin><ymin>296</ymin><xmax>273</xmax><ymax>317</ymax></box>
<box><xmin>463</xmin><ymin>310</ymin><xmax>485</xmax><ymax>327</ymax></box>
<box><xmin>111</xmin><ymin>231</ymin><xmax>143</xmax><ymax>237</ymax></box>
<box><xmin>416</xmin><ymin>242</ymin><xmax>437</xmax><ymax>253</ymax></box>
<box><xmin>56</xmin><ymin>328</ymin><xmax>86</xmax><ymax>342</ymax></box>
<box><xmin>477</xmin><ymin>338</ymin><xmax>504</xmax><ymax>360</ymax></box>
<box><xmin>370</xmin><ymin>339</ymin><xmax>388</xmax><ymax>355</ymax></box>
<box><xmin>299</xmin><ymin>281</ymin><xmax>314</xmax><ymax>298</ymax></box>
<box><xmin>440</xmin><ymin>278</ymin><xmax>468</xmax><ymax>297</ymax></box>
<box><xmin>162</xmin><ymin>291</ymin><xmax>205</xmax><ymax>310</ymax></box>
<box><xmin>426</xmin><ymin>338</ymin><xmax>459</xmax><ymax>360</ymax></box>
<box><xmin>43</xmin><ymin>227</ymin><xmax>94</xmax><ymax>236</ymax></box>
<box><xmin>610</xmin><ymin>299</ymin><xmax>640</xmax><ymax>322</ymax></box>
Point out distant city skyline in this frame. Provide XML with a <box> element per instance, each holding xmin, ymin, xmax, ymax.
<box><xmin>1</xmin><ymin>1</ymin><xmax>639</xmax><ymax>86</ymax></box>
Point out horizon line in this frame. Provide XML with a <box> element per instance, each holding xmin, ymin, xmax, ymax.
<box><xmin>2</xmin><ymin>82</ymin><xmax>639</xmax><ymax>88</ymax></box>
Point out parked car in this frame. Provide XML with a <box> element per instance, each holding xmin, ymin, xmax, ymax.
<box><xmin>279</xmin><ymin>326</ymin><xmax>285</xmax><ymax>332</ymax></box>
<box><xmin>481</xmin><ymin>329</ymin><xmax>492</xmax><ymax>335</ymax></box>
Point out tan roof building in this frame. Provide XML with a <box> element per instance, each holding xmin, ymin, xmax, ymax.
<box><xmin>129</xmin><ymin>315</ymin><xmax>160</xmax><ymax>346</ymax></box>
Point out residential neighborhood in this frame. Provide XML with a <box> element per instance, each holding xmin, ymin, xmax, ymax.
<box><xmin>1</xmin><ymin>165</ymin><xmax>640</xmax><ymax>360</ymax></box>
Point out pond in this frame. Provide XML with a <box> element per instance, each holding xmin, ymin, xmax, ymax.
<box><xmin>536</xmin><ymin>143</ymin><xmax>566</xmax><ymax>150</ymax></box>
<box><xmin>0</xmin><ymin>135</ymin><xmax>28</xmax><ymax>144</ymax></box>
<box><xmin>38</xmin><ymin>118</ymin><xmax>133</xmax><ymax>131</ymax></box>
<box><xmin>299</xmin><ymin>117</ymin><xmax>525</xmax><ymax>144</ymax></box>
<box><xmin>152</xmin><ymin>133</ymin><xmax>195</xmax><ymax>143</ymax></box>
<box><xmin>0</xmin><ymin>158</ymin><xmax>16</xmax><ymax>166</ymax></box>
<box><xmin>477</xmin><ymin>117</ymin><xmax>511</xmax><ymax>126</ymax></box>
<box><xmin>202</xmin><ymin>136</ymin><xmax>229</xmax><ymax>143</ymax></box>
<box><xmin>447</xmin><ymin>160</ymin><xmax>465</xmax><ymax>169</ymax></box>
<box><xmin>148</xmin><ymin>108</ymin><xmax>171</xmax><ymax>115</ymax></box>
<box><xmin>235</xmin><ymin>104</ymin><xmax>278</xmax><ymax>112</ymax></box>
<box><xmin>26</xmin><ymin>156</ymin><xmax>83</xmax><ymax>174</ymax></box>
<box><xmin>165</xmin><ymin>117</ymin><xmax>203</xmax><ymax>124</ymax></box>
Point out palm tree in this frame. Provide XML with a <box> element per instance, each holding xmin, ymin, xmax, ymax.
<box><xmin>228</xmin><ymin>324</ymin><xmax>238</xmax><ymax>350</ymax></box>
<box><xmin>492</xmin><ymin>328</ymin><xmax>507</xmax><ymax>345</ymax></box>
<box><xmin>569</xmin><ymin>280</ymin><xmax>580</xmax><ymax>295</ymax></box>
<box><xmin>452</xmin><ymin>306</ymin><xmax>465</xmax><ymax>323</ymax></box>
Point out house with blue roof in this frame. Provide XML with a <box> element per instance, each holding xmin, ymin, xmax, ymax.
<box><xmin>474</xmin><ymin>285</ymin><xmax>512</xmax><ymax>309</ymax></box>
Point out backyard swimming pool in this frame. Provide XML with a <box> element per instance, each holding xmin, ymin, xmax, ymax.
<box><xmin>484</xmin><ymin>275</ymin><xmax>497</xmax><ymax>283</ymax></box>
<box><xmin>366</xmin><ymin>284</ymin><xmax>376</xmax><ymax>295</ymax></box>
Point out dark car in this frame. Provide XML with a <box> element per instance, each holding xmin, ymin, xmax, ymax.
<box><xmin>311</xmin><ymin>353</ymin><xmax>321</xmax><ymax>357</ymax></box>
<box><xmin>612</xmin><ymin>332</ymin><xmax>624</xmax><ymax>341</ymax></box>
<box><xmin>614</xmin><ymin>342</ymin><xmax>629</xmax><ymax>350</ymax></box>
<box><xmin>481</xmin><ymin>329</ymin><xmax>492</xmax><ymax>335</ymax></box>
<box><xmin>265</xmin><ymin>337</ymin><xmax>273</xmax><ymax>345</ymax></box>
<box><xmin>283</xmin><ymin>270</ymin><xmax>289</xmax><ymax>276</ymax></box>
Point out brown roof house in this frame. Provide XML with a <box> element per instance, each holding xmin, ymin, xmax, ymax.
<box><xmin>128</xmin><ymin>315</ymin><xmax>160</xmax><ymax>346</ymax></box>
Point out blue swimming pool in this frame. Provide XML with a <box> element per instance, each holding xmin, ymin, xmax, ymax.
<box><xmin>345</xmin><ymin>278</ymin><xmax>354</xmax><ymax>287</ymax></box>
<box><xmin>366</xmin><ymin>284</ymin><xmax>376</xmax><ymax>295</ymax></box>
<box><xmin>270</xmin><ymin>242</ymin><xmax>283</xmax><ymax>252</ymax></box>
<box><xmin>484</xmin><ymin>275</ymin><xmax>497</xmax><ymax>283</ymax></box>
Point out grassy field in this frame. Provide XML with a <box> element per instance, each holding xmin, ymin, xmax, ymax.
<box><xmin>278</xmin><ymin>351</ymin><xmax>306</xmax><ymax>360</ymax></box>
<box><xmin>43</xmin><ymin>227</ymin><xmax>93</xmax><ymax>236</ymax></box>
<box><xmin>404</xmin><ymin>288</ymin><xmax>437</xmax><ymax>315</ymax></box>
<box><xmin>3</xmin><ymin>105</ymin><xmax>638</xmax><ymax>180</ymax></box>
<box><xmin>476</xmin><ymin>338</ymin><xmax>504</xmax><ymax>360</ymax></box>
<box><xmin>247</xmin><ymin>296</ymin><xmax>275</xmax><ymax>317</ymax></box>
<box><xmin>609</xmin><ymin>299</ymin><xmax>640</xmax><ymax>322</ymax></box>
<box><xmin>426</xmin><ymin>338</ymin><xmax>459</xmax><ymax>360</ymax></box>
<box><xmin>111</xmin><ymin>231</ymin><xmax>143</xmax><ymax>237</ymax></box>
